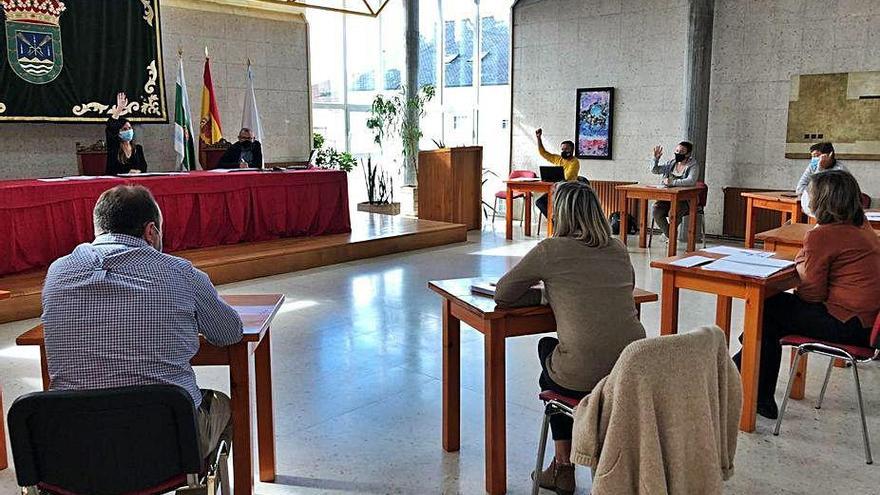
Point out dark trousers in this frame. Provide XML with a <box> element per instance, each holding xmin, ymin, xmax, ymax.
<box><xmin>652</xmin><ymin>200</ymin><xmax>690</xmax><ymax>236</ymax></box>
<box><xmin>198</xmin><ymin>389</ymin><xmax>233</xmax><ymax>462</ymax></box>
<box><xmin>733</xmin><ymin>292</ymin><xmax>869</xmax><ymax>405</ymax></box>
<box><xmin>538</xmin><ymin>337</ymin><xmax>589</xmax><ymax>440</ymax></box>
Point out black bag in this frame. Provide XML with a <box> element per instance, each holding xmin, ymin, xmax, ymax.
<box><xmin>609</xmin><ymin>212</ymin><xmax>638</xmax><ymax>235</ymax></box>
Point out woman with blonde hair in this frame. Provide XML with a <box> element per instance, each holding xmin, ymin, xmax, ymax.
<box><xmin>495</xmin><ymin>180</ymin><xmax>646</xmax><ymax>495</ymax></box>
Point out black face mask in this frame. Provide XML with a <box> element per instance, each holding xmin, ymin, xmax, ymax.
<box><xmin>674</xmin><ymin>152</ymin><xmax>688</xmax><ymax>162</ymax></box>
<box><xmin>240</xmin><ymin>140</ymin><xmax>252</xmax><ymax>150</ymax></box>
<box><xmin>561</xmin><ymin>151</ymin><xmax>573</xmax><ymax>159</ymax></box>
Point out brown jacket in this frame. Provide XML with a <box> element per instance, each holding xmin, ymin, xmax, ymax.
<box><xmin>571</xmin><ymin>326</ymin><xmax>741</xmax><ymax>495</ymax></box>
<box><xmin>494</xmin><ymin>237</ymin><xmax>646</xmax><ymax>392</ymax></box>
<box><xmin>796</xmin><ymin>222</ymin><xmax>880</xmax><ymax>328</ymax></box>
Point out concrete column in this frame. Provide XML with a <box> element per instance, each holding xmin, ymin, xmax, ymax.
<box><xmin>404</xmin><ymin>0</ymin><xmax>420</xmax><ymax>186</ymax></box>
<box><xmin>683</xmin><ymin>0</ymin><xmax>715</xmax><ymax>180</ymax></box>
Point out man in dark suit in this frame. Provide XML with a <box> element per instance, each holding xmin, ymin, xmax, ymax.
<box><xmin>218</xmin><ymin>127</ymin><xmax>263</xmax><ymax>168</ymax></box>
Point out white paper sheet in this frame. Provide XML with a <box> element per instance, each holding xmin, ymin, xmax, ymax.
<box><xmin>702</xmin><ymin>254</ymin><xmax>794</xmax><ymax>277</ymax></box>
<box><xmin>670</xmin><ymin>255</ymin><xmax>715</xmax><ymax>268</ymax></box>
<box><xmin>37</xmin><ymin>177</ymin><xmax>70</xmax><ymax>182</ymax></box>
<box><xmin>722</xmin><ymin>254</ymin><xmax>794</xmax><ymax>268</ymax></box>
<box><xmin>117</xmin><ymin>172</ymin><xmax>188</xmax><ymax>177</ymax></box>
<box><xmin>866</xmin><ymin>212</ymin><xmax>880</xmax><ymax>221</ymax></box>
<box><xmin>702</xmin><ymin>245</ymin><xmax>774</xmax><ymax>257</ymax></box>
<box><xmin>509</xmin><ymin>177</ymin><xmax>540</xmax><ymax>182</ymax></box>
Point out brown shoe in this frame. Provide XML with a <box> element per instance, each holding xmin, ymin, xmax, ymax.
<box><xmin>531</xmin><ymin>457</ymin><xmax>575</xmax><ymax>495</ymax></box>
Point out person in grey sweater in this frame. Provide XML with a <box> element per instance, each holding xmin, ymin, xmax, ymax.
<box><xmin>650</xmin><ymin>141</ymin><xmax>702</xmax><ymax>239</ymax></box>
<box><xmin>494</xmin><ymin>181</ymin><xmax>646</xmax><ymax>495</ymax></box>
<box><xmin>796</xmin><ymin>142</ymin><xmax>847</xmax><ymax>217</ymax></box>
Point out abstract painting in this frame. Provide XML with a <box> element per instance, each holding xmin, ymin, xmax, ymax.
<box><xmin>785</xmin><ymin>71</ymin><xmax>880</xmax><ymax>160</ymax></box>
<box><xmin>575</xmin><ymin>87</ymin><xmax>613</xmax><ymax>160</ymax></box>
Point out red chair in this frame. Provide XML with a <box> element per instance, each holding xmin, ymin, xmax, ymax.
<box><xmin>493</xmin><ymin>170</ymin><xmax>538</xmax><ymax>225</ymax></box>
<box><xmin>531</xmin><ymin>390</ymin><xmax>583</xmax><ymax>495</ymax></box>
<box><xmin>774</xmin><ymin>313</ymin><xmax>880</xmax><ymax>464</ymax></box>
<box><xmin>648</xmin><ymin>181</ymin><xmax>709</xmax><ymax>249</ymax></box>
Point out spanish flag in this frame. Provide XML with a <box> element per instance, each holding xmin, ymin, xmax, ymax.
<box><xmin>199</xmin><ymin>53</ymin><xmax>223</xmax><ymax>149</ymax></box>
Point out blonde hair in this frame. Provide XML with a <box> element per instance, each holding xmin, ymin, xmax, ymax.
<box><xmin>809</xmin><ymin>169</ymin><xmax>865</xmax><ymax>226</ymax></box>
<box><xmin>552</xmin><ymin>181</ymin><xmax>612</xmax><ymax>247</ymax></box>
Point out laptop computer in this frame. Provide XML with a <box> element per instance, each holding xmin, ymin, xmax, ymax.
<box><xmin>539</xmin><ymin>166</ymin><xmax>566</xmax><ymax>183</ymax></box>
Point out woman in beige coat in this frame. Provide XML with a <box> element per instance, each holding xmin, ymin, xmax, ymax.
<box><xmin>495</xmin><ymin>181</ymin><xmax>646</xmax><ymax>495</ymax></box>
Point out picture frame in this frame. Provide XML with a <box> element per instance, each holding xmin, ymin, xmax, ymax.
<box><xmin>575</xmin><ymin>87</ymin><xmax>614</xmax><ymax>160</ymax></box>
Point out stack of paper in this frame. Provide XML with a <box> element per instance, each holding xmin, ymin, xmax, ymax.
<box><xmin>866</xmin><ymin>211</ymin><xmax>880</xmax><ymax>222</ymax></box>
<box><xmin>702</xmin><ymin>254</ymin><xmax>794</xmax><ymax>278</ymax></box>
<box><xmin>703</xmin><ymin>245</ymin><xmax>774</xmax><ymax>258</ymax></box>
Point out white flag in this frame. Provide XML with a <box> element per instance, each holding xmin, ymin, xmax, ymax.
<box><xmin>241</xmin><ymin>61</ymin><xmax>264</xmax><ymax>144</ymax></box>
<box><xmin>173</xmin><ymin>56</ymin><xmax>199</xmax><ymax>170</ymax></box>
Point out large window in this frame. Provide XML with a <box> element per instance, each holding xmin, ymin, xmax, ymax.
<box><xmin>308</xmin><ymin>0</ymin><xmax>513</xmax><ymax>207</ymax></box>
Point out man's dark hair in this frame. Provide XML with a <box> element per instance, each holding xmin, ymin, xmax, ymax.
<box><xmin>93</xmin><ymin>185</ymin><xmax>161</xmax><ymax>237</ymax></box>
<box><xmin>678</xmin><ymin>141</ymin><xmax>694</xmax><ymax>154</ymax></box>
<box><xmin>561</xmin><ymin>140</ymin><xmax>575</xmax><ymax>149</ymax></box>
<box><xmin>809</xmin><ymin>142</ymin><xmax>835</xmax><ymax>155</ymax></box>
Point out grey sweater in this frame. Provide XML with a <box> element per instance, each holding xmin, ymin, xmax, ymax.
<box><xmin>494</xmin><ymin>237</ymin><xmax>646</xmax><ymax>392</ymax></box>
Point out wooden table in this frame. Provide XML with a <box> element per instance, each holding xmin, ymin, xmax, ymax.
<box><xmin>15</xmin><ymin>294</ymin><xmax>284</xmax><ymax>495</ymax></box>
<box><xmin>741</xmin><ymin>191</ymin><xmax>803</xmax><ymax>248</ymax></box>
<box><xmin>428</xmin><ymin>278</ymin><xmax>658</xmax><ymax>494</ymax></box>
<box><xmin>650</xmin><ymin>253</ymin><xmax>798</xmax><ymax>432</ymax></box>
<box><xmin>505</xmin><ymin>180</ymin><xmax>554</xmax><ymax>240</ymax></box>
<box><xmin>616</xmin><ymin>184</ymin><xmax>702</xmax><ymax>257</ymax></box>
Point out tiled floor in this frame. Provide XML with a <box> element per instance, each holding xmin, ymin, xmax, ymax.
<box><xmin>1</xmin><ymin>221</ymin><xmax>877</xmax><ymax>494</ymax></box>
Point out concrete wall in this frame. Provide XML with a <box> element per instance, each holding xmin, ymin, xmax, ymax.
<box><xmin>0</xmin><ymin>3</ymin><xmax>310</xmax><ymax>179</ymax></box>
<box><xmin>511</xmin><ymin>0</ymin><xmax>880</xmax><ymax>234</ymax></box>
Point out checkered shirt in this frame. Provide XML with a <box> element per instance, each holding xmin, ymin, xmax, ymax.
<box><xmin>41</xmin><ymin>233</ymin><xmax>243</xmax><ymax>407</ymax></box>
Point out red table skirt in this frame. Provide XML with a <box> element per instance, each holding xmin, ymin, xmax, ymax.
<box><xmin>0</xmin><ymin>170</ymin><xmax>351</xmax><ymax>276</ymax></box>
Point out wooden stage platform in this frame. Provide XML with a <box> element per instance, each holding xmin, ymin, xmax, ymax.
<box><xmin>0</xmin><ymin>213</ymin><xmax>467</xmax><ymax>324</ymax></box>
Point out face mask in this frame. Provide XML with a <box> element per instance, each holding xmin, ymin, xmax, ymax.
<box><xmin>119</xmin><ymin>129</ymin><xmax>134</xmax><ymax>142</ymax></box>
<box><xmin>809</xmin><ymin>156</ymin><xmax>820</xmax><ymax>170</ymax></box>
<box><xmin>240</xmin><ymin>140</ymin><xmax>252</xmax><ymax>150</ymax></box>
<box><xmin>561</xmin><ymin>151</ymin><xmax>573</xmax><ymax>159</ymax></box>
<box><xmin>151</xmin><ymin>224</ymin><xmax>163</xmax><ymax>253</ymax></box>
<box><xmin>674</xmin><ymin>153</ymin><xmax>687</xmax><ymax>162</ymax></box>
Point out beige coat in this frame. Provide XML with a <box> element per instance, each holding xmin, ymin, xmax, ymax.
<box><xmin>571</xmin><ymin>326</ymin><xmax>741</xmax><ymax>495</ymax></box>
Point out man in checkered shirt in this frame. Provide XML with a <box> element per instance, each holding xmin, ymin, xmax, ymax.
<box><xmin>42</xmin><ymin>185</ymin><xmax>244</xmax><ymax>461</ymax></box>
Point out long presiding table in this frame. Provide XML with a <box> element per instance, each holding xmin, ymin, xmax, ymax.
<box><xmin>0</xmin><ymin>170</ymin><xmax>351</xmax><ymax>276</ymax></box>
<box><xmin>15</xmin><ymin>294</ymin><xmax>284</xmax><ymax>495</ymax></box>
<box><xmin>428</xmin><ymin>278</ymin><xmax>658</xmax><ymax>494</ymax></box>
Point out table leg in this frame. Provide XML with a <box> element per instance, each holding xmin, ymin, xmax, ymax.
<box><xmin>638</xmin><ymin>199</ymin><xmax>648</xmax><ymax>248</ymax></box>
<box><xmin>484</xmin><ymin>321</ymin><xmax>507</xmax><ymax>495</ymax></box>
<box><xmin>780</xmin><ymin>211</ymin><xmax>789</xmax><ymax>227</ymax></box>
<box><xmin>442</xmin><ymin>299</ymin><xmax>461</xmax><ymax>452</ymax></box>
<box><xmin>505</xmin><ymin>185</ymin><xmax>514</xmax><ymax>241</ymax></box>
<box><xmin>524</xmin><ymin>193</ymin><xmax>532</xmax><ymax>237</ymax></box>
<box><xmin>546</xmin><ymin>190</ymin><xmax>554</xmax><ymax>237</ymax></box>
<box><xmin>255</xmin><ymin>329</ymin><xmax>276</xmax><ymax>482</ymax></box>
<box><xmin>745</xmin><ymin>199</ymin><xmax>756</xmax><ymax>248</ymax></box>
<box><xmin>230</xmin><ymin>342</ymin><xmax>254</xmax><ymax>495</ymax></box>
<box><xmin>789</xmin><ymin>348</ymin><xmax>807</xmax><ymax>400</ymax></box>
<box><xmin>668</xmin><ymin>200</ymin><xmax>679</xmax><ymax>256</ymax></box>
<box><xmin>660</xmin><ymin>271</ymin><xmax>680</xmax><ymax>336</ymax></box>
<box><xmin>619</xmin><ymin>192</ymin><xmax>629</xmax><ymax>245</ymax></box>
<box><xmin>715</xmin><ymin>296</ymin><xmax>733</xmax><ymax>344</ymax></box>
<box><xmin>39</xmin><ymin>346</ymin><xmax>50</xmax><ymax>390</ymax></box>
<box><xmin>687</xmin><ymin>197</ymin><xmax>698</xmax><ymax>252</ymax></box>
<box><xmin>739</xmin><ymin>286</ymin><xmax>765</xmax><ymax>432</ymax></box>
<box><xmin>0</xmin><ymin>386</ymin><xmax>7</xmax><ymax>470</ymax></box>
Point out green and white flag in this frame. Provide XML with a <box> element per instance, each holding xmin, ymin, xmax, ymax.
<box><xmin>173</xmin><ymin>56</ymin><xmax>198</xmax><ymax>171</ymax></box>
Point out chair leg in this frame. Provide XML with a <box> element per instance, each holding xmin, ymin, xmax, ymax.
<box><xmin>532</xmin><ymin>409</ymin><xmax>551</xmax><ymax>495</ymax></box>
<box><xmin>648</xmin><ymin>218</ymin><xmax>655</xmax><ymax>248</ymax></box>
<box><xmin>492</xmin><ymin>198</ymin><xmax>499</xmax><ymax>224</ymax></box>
<box><xmin>774</xmin><ymin>348</ymin><xmax>805</xmax><ymax>436</ymax></box>
<box><xmin>520</xmin><ymin>198</ymin><xmax>525</xmax><ymax>227</ymax></box>
<box><xmin>851</xmin><ymin>361</ymin><xmax>874</xmax><ymax>464</ymax></box>
<box><xmin>815</xmin><ymin>357</ymin><xmax>835</xmax><ymax>410</ymax></box>
<box><xmin>537</xmin><ymin>212</ymin><xmax>542</xmax><ymax>237</ymax></box>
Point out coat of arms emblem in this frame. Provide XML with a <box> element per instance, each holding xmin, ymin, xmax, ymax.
<box><xmin>2</xmin><ymin>0</ymin><xmax>66</xmax><ymax>84</ymax></box>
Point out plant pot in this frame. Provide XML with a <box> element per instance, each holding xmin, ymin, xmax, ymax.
<box><xmin>357</xmin><ymin>202</ymin><xmax>401</xmax><ymax>216</ymax></box>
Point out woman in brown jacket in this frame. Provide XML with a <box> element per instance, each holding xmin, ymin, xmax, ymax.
<box><xmin>734</xmin><ymin>170</ymin><xmax>880</xmax><ymax>419</ymax></box>
<box><xmin>494</xmin><ymin>181</ymin><xmax>646</xmax><ymax>495</ymax></box>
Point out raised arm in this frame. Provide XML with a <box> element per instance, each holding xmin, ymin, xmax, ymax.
<box><xmin>191</xmin><ymin>267</ymin><xmax>244</xmax><ymax>346</ymax></box>
<box><xmin>494</xmin><ymin>241</ymin><xmax>546</xmax><ymax>307</ymax></box>
<box><xmin>536</xmin><ymin>128</ymin><xmax>558</xmax><ymax>163</ymax></box>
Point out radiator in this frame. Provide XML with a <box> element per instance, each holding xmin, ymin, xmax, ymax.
<box><xmin>722</xmin><ymin>187</ymin><xmax>786</xmax><ymax>239</ymax></box>
<box><xmin>590</xmin><ymin>180</ymin><xmax>639</xmax><ymax>219</ymax></box>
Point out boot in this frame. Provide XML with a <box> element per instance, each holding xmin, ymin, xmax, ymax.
<box><xmin>531</xmin><ymin>457</ymin><xmax>575</xmax><ymax>495</ymax></box>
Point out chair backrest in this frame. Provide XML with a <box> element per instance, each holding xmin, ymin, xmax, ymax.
<box><xmin>8</xmin><ymin>385</ymin><xmax>202</xmax><ymax>495</ymax></box>
<box><xmin>696</xmin><ymin>181</ymin><xmax>709</xmax><ymax>208</ymax></box>
<box><xmin>509</xmin><ymin>169</ymin><xmax>537</xmax><ymax>180</ymax></box>
<box><xmin>860</xmin><ymin>193</ymin><xmax>871</xmax><ymax>209</ymax></box>
<box><xmin>871</xmin><ymin>312</ymin><xmax>880</xmax><ymax>350</ymax></box>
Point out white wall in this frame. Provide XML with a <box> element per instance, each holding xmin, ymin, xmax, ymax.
<box><xmin>512</xmin><ymin>0</ymin><xmax>880</xmax><ymax>234</ymax></box>
<box><xmin>0</xmin><ymin>4</ymin><xmax>310</xmax><ymax>179</ymax></box>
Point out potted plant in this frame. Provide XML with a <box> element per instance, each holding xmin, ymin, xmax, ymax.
<box><xmin>312</xmin><ymin>133</ymin><xmax>356</xmax><ymax>172</ymax></box>
<box><xmin>356</xmin><ymin>156</ymin><xmax>400</xmax><ymax>215</ymax></box>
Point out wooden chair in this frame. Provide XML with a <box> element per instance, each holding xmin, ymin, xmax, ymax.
<box><xmin>75</xmin><ymin>141</ymin><xmax>107</xmax><ymax>176</ymax></box>
<box><xmin>199</xmin><ymin>139</ymin><xmax>231</xmax><ymax>170</ymax></box>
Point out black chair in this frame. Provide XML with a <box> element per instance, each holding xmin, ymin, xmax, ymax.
<box><xmin>8</xmin><ymin>384</ymin><xmax>229</xmax><ymax>495</ymax></box>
